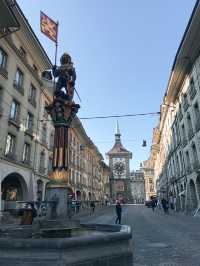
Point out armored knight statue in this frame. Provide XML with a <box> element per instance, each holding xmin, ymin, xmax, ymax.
<box><xmin>52</xmin><ymin>53</ymin><xmax>76</xmax><ymax>101</ymax></box>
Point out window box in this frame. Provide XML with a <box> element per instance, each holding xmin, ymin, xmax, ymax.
<box><xmin>13</xmin><ymin>80</ymin><xmax>24</xmax><ymax>95</ymax></box>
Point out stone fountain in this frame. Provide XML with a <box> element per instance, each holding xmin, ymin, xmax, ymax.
<box><xmin>0</xmin><ymin>53</ymin><xmax>133</xmax><ymax>265</ymax></box>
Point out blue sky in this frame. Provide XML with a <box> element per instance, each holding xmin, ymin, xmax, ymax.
<box><xmin>18</xmin><ymin>0</ymin><xmax>196</xmax><ymax>170</ymax></box>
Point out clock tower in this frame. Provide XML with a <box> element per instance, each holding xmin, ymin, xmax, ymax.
<box><xmin>106</xmin><ymin>122</ymin><xmax>132</xmax><ymax>202</ymax></box>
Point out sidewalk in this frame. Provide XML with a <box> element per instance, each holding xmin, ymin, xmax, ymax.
<box><xmin>72</xmin><ymin>205</ymin><xmax>112</xmax><ymax>220</ymax></box>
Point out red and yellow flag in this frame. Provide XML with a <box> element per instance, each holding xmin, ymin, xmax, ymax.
<box><xmin>40</xmin><ymin>11</ymin><xmax>58</xmax><ymax>43</ymax></box>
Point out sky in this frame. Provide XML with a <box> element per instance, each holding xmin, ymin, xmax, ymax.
<box><xmin>18</xmin><ymin>0</ymin><xmax>196</xmax><ymax>170</ymax></box>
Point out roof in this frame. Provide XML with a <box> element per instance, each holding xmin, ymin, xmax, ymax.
<box><xmin>107</xmin><ymin>141</ymin><xmax>132</xmax><ymax>156</ymax></box>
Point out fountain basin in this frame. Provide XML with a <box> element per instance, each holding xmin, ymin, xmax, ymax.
<box><xmin>0</xmin><ymin>222</ymin><xmax>133</xmax><ymax>265</ymax></box>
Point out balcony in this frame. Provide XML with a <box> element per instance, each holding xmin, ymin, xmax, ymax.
<box><xmin>25</xmin><ymin>128</ymin><xmax>34</xmax><ymax>137</ymax></box>
<box><xmin>189</xmin><ymin>85</ymin><xmax>197</xmax><ymax>101</ymax></box>
<box><xmin>13</xmin><ymin>81</ymin><xmax>24</xmax><ymax>95</ymax></box>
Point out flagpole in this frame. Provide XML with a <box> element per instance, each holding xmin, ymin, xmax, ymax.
<box><xmin>53</xmin><ymin>21</ymin><xmax>59</xmax><ymax>98</ymax></box>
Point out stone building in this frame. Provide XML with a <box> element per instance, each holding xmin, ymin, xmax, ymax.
<box><xmin>130</xmin><ymin>170</ymin><xmax>145</xmax><ymax>204</ymax></box>
<box><xmin>68</xmin><ymin>118</ymin><xmax>111</xmax><ymax>203</ymax></box>
<box><xmin>142</xmin><ymin>159</ymin><xmax>156</xmax><ymax>201</ymax></box>
<box><xmin>149</xmin><ymin>0</ymin><xmax>200</xmax><ymax>214</ymax></box>
<box><xmin>0</xmin><ymin>2</ymin><xmax>111</xmax><ymax>213</ymax></box>
<box><xmin>0</xmin><ymin>2</ymin><xmax>54</xmax><ymax>212</ymax></box>
<box><xmin>107</xmin><ymin>122</ymin><xmax>132</xmax><ymax>202</ymax></box>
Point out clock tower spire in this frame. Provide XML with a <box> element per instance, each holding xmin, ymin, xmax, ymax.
<box><xmin>106</xmin><ymin>123</ymin><xmax>133</xmax><ymax>203</ymax></box>
<box><xmin>115</xmin><ymin>120</ymin><xmax>121</xmax><ymax>143</ymax></box>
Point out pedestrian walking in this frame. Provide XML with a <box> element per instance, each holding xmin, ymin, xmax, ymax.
<box><xmin>173</xmin><ymin>196</ymin><xmax>177</xmax><ymax>212</ymax></box>
<box><xmin>161</xmin><ymin>198</ymin><xmax>169</xmax><ymax>214</ymax></box>
<box><xmin>151</xmin><ymin>198</ymin><xmax>157</xmax><ymax>212</ymax></box>
<box><xmin>115</xmin><ymin>200</ymin><xmax>122</xmax><ymax>224</ymax></box>
<box><xmin>90</xmin><ymin>201</ymin><xmax>95</xmax><ymax>215</ymax></box>
<box><xmin>169</xmin><ymin>195</ymin><xmax>174</xmax><ymax>210</ymax></box>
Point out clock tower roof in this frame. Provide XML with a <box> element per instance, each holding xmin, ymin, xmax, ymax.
<box><xmin>106</xmin><ymin>122</ymin><xmax>132</xmax><ymax>157</ymax></box>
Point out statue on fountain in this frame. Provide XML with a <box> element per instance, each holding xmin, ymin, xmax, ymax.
<box><xmin>46</xmin><ymin>53</ymin><xmax>80</xmax><ymax>126</ymax></box>
<box><xmin>52</xmin><ymin>53</ymin><xmax>76</xmax><ymax>101</ymax></box>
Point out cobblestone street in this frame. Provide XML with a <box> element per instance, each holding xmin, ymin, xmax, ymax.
<box><xmin>80</xmin><ymin>205</ymin><xmax>200</xmax><ymax>266</ymax></box>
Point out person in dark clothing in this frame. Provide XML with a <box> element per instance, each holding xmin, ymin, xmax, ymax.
<box><xmin>115</xmin><ymin>201</ymin><xmax>122</xmax><ymax>224</ymax></box>
<box><xmin>161</xmin><ymin>198</ymin><xmax>169</xmax><ymax>214</ymax></box>
<box><xmin>151</xmin><ymin>199</ymin><xmax>157</xmax><ymax>212</ymax></box>
<box><xmin>90</xmin><ymin>201</ymin><xmax>95</xmax><ymax>215</ymax></box>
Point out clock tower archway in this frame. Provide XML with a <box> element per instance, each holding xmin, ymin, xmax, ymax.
<box><xmin>106</xmin><ymin>122</ymin><xmax>132</xmax><ymax>203</ymax></box>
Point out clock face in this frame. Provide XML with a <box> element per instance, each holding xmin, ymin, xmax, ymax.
<box><xmin>113</xmin><ymin>161</ymin><xmax>126</xmax><ymax>175</ymax></box>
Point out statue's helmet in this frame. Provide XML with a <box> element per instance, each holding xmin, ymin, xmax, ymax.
<box><xmin>60</xmin><ymin>53</ymin><xmax>71</xmax><ymax>65</ymax></box>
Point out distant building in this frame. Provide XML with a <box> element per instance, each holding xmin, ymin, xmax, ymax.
<box><xmin>106</xmin><ymin>122</ymin><xmax>132</xmax><ymax>202</ymax></box>
<box><xmin>130</xmin><ymin>170</ymin><xmax>145</xmax><ymax>204</ymax></box>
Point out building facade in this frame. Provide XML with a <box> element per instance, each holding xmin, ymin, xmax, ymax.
<box><xmin>107</xmin><ymin>123</ymin><xmax>132</xmax><ymax>202</ymax></box>
<box><xmin>149</xmin><ymin>0</ymin><xmax>200</xmax><ymax>214</ymax></box>
<box><xmin>0</xmin><ymin>2</ymin><xmax>111</xmax><ymax>213</ymax></box>
<box><xmin>130</xmin><ymin>170</ymin><xmax>145</xmax><ymax>204</ymax></box>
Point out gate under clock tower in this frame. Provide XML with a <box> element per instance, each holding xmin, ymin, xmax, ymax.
<box><xmin>106</xmin><ymin>122</ymin><xmax>133</xmax><ymax>203</ymax></box>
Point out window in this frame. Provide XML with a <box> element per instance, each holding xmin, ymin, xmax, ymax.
<box><xmin>192</xmin><ymin>143</ymin><xmax>199</xmax><ymax>168</ymax></box>
<box><xmin>185</xmin><ymin>151</ymin><xmax>191</xmax><ymax>172</ymax></box>
<box><xmin>28</xmin><ymin>84</ymin><xmax>37</xmax><ymax>107</ymax></box>
<box><xmin>10</xmin><ymin>100</ymin><xmax>20</xmax><ymax>121</ymax></box>
<box><xmin>26</xmin><ymin>112</ymin><xmax>33</xmax><ymax>132</ymax></box>
<box><xmin>33</xmin><ymin>64</ymin><xmax>38</xmax><ymax>73</ymax></box>
<box><xmin>19</xmin><ymin>47</ymin><xmax>26</xmax><ymax>58</ymax></box>
<box><xmin>5</xmin><ymin>133</ymin><xmax>16</xmax><ymax>156</ymax></box>
<box><xmin>0</xmin><ymin>47</ymin><xmax>7</xmax><ymax>69</ymax></box>
<box><xmin>181</xmin><ymin>124</ymin><xmax>186</xmax><ymax>142</ymax></box>
<box><xmin>39</xmin><ymin>151</ymin><xmax>45</xmax><ymax>173</ymax></box>
<box><xmin>41</xmin><ymin>125</ymin><xmax>47</xmax><ymax>144</ymax></box>
<box><xmin>48</xmin><ymin>157</ymin><xmax>53</xmax><ymax>173</ymax></box>
<box><xmin>187</xmin><ymin>113</ymin><xmax>193</xmax><ymax>139</ymax></box>
<box><xmin>183</xmin><ymin>94</ymin><xmax>189</xmax><ymax>112</ymax></box>
<box><xmin>22</xmin><ymin>143</ymin><xmax>31</xmax><ymax>163</ymax></box>
<box><xmin>43</xmin><ymin>102</ymin><xmax>48</xmax><ymax>118</ymax></box>
<box><xmin>189</xmin><ymin>78</ymin><xmax>196</xmax><ymax>100</ymax></box>
<box><xmin>14</xmin><ymin>68</ymin><xmax>24</xmax><ymax>94</ymax></box>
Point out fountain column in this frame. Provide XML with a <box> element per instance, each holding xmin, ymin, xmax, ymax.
<box><xmin>45</xmin><ymin>53</ymin><xmax>80</xmax><ymax>219</ymax></box>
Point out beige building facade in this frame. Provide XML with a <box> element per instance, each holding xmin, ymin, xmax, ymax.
<box><xmin>0</xmin><ymin>2</ymin><xmax>111</xmax><ymax>213</ymax></box>
<box><xmin>149</xmin><ymin>0</ymin><xmax>200</xmax><ymax>214</ymax></box>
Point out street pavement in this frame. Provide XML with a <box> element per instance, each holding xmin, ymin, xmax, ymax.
<box><xmin>80</xmin><ymin>204</ymin><xmax>200</xmax><ymax>266</ymax></box>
